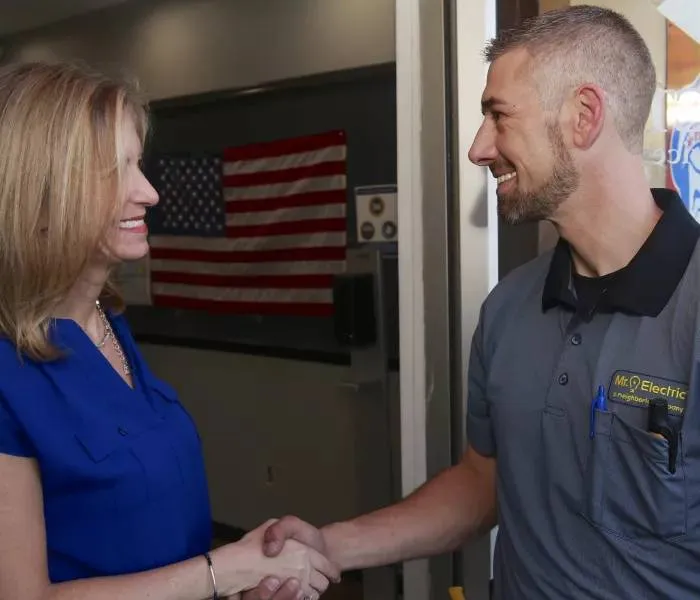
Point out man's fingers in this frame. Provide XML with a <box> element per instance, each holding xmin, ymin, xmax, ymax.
<box><xmin>247</xmin><ymin>576</ymin><xmax>280</xmax><ymax>600</ymax></box>
<box><xmin>267</xmin><ymin>578</ymin><xmax>301</xmax><ymax>600</ymax></box>
<box><xmin>246</xmin><ymin>577</ymin><xmax>296</xmax><ymax>600</ymax></box>
<box><xmin>262</xmin><ymin>516</ymin><xmax>322</xmax><ymax>557</ymax></box>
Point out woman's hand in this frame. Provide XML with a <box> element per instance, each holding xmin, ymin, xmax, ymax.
<box><xmin>210</xmin><ymin>520</ymin><xmax>340</xmax><ymax>599</ymax></box>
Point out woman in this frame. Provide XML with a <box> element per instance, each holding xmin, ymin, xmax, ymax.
<box><xmin>0</xmin><ymin>61</ymin><xmax>337</xmax><ymax>600</ymax></box>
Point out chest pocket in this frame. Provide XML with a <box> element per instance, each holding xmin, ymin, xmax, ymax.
<box><xmin>61</xmin><ymin>384</ymin><xmax>193</xmax><ymax>518</ymax></box>
<box><xmin>582</xmin><ymin>408</ymin><xmax>687</xmax><ymax>541</ymax></box>
<box><xmin>70</xmin><ymin>413</ymin><xmax>174</xmax><ymax>514</ymax></box>
<box><xmin>42</xmin><ymin>417</ymin><xmax>155</xmax><ymax>533</ymax></box>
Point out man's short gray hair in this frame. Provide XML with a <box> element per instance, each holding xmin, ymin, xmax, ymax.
<box><xmin>484</xmin><ymin>5</ymin><xmax>656</xmax><ymax>153</ymax></box>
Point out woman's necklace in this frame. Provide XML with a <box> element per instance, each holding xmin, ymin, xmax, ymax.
<box><xmin>94</xmin><ymin>318</ymin><xmax>109</xmax><ymax>348</ymax></box>
<box><xmin>95</xmin><ymin>300</ymin><xmax>131</xmax><ymax>376</ymax></box>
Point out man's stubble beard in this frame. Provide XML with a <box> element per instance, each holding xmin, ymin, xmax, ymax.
<box><xmin>498</xmin><ymin>123</ymin><xmax>580</xmax><ymax>226</ymax></box>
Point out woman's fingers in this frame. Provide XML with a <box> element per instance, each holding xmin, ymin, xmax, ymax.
<box><xmin>307</xmin><ymin>569</ymin><xmax>330</xmax><ymax>594</ymax></box>
<box><xmin>307</xmin><ymin>548</ymin><xmax>340</xmax><ymax>583</ymax></box>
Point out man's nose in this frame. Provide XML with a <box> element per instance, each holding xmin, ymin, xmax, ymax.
<box><xmin>468</xmin><ymin>120</ymin><xmax>497</xmax><ymax>166</ymax></box>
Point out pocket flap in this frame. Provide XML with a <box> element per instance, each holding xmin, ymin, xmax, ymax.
<box><xmin>74</xmin><ymin>416</ymin><xmax>155</xmax><ymax>462</ymax></box>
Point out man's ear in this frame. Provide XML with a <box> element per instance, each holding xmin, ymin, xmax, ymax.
<box><xmin>570</xmin><ymin>84</ymin><xmax>605</xmax><ymax>150</ymax></box>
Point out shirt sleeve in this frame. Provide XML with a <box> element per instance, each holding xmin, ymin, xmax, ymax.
<box><xmin>466</xmin><ymin>307</ymin><xmax>496</xmax><ymax>457</ymax></box>
<box><xmin>0</xmin><ymin>393</ymin><xmax>34</xmax><ymax>457</ymax></box>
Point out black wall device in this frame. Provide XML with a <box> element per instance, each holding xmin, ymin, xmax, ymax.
<box><xmin>333</xmin><ymin>273</ymin><xmax>377</xmax><ymax>347</ymax></box>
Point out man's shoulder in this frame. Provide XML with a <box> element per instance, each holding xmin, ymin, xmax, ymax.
<box><xmin>682</xmin><ymin>238</ymin><xmax>700</xmax><ymax>287</ymax></box>
<box><xmin>481</xmin><ymin>249</ymin><xmax>554</xmax><ymax>320</ymax></box>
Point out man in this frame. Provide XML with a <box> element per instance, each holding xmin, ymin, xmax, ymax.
<box><xmin>247</xmin><ymin>5</ymin><xmax>700</xmax><ymax>599</ymax></box>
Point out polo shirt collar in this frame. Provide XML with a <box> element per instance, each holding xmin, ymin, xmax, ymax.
<box><xmin>542</xmin><ymin>188</ymin><xmax>700</xmax><ymax>317</ymax></box>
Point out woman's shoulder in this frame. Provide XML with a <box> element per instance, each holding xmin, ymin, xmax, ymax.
<box><xmin>0</xmin><ymin>340</ymin><xmax>36</xmax><ymax>456</ymax></box>
<box><xmin>0</xmin><ymin>336</ymin><xmax>58</xmax><ymax>399</ymax></box>
<box><xmin>0</xmin><ymin>336</ymin><xmax>33</xmax><ymax>369</ymax></box>
<box><xmin>0</xmin><ymin>337</ymin><xmax>46</xmax><ymax>438</ymax></box>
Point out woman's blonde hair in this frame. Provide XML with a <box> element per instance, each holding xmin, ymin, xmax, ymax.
<box><xmin>0</xmin><ymin>61</ymin><xmax>149</xmax><ymax>361</ymax></box>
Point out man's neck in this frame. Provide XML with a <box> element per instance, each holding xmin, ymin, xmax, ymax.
<box><xmin>550</xmin><ymin>166</ymin><xmax>661</xmax><ymax>278</ymax></box>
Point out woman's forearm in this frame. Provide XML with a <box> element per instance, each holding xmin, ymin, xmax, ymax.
<box><xmin>47</xmin><ymin>553</ymin><xmax>218</xmax><ymax>600</ymax></box>
<box><xmin>44</xmin><ymin>536</ymin><xmax>310</xmax><ymax>600</ymax></box>
<box><xmin>46</xmin><ymin>543</ymin><xmax>265</xmax><ymax>600</ymax></box>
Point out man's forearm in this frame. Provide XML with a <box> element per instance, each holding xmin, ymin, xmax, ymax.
<box><xmin>322</xmin><ymin>453</ymin><xmax>496</xmax><ymax>571</ymax></box>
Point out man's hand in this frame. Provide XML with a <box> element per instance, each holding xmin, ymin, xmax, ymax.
<box><xmin>240</xmin><ymin>576</ymin><xmax>309</xmax><ymax>600</ymax></box>
<box><xmin>241</xmin><ymin>516</ymin><xmax>338</xmax><ymax>600</ymax></box>
<box><xmin>263</xmin><ymin>516</ymin><xmax>327</xmax><ymax>559</ymax></box>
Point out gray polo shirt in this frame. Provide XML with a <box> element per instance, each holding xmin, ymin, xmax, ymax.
<box><xmin>467</xmin><ymin>188</ymin><xmax>700</xmax><ymax>599</ymax></box>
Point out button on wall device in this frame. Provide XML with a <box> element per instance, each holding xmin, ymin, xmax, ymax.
<box><xmin>571</xmin><ymin>333</ymin><xmax>582</xmax><ymax>345</ymax></box>
<box><xmin>558</xmin><ymin>373</ymin><xmax>569</xmax><ymax>385</ymax></box>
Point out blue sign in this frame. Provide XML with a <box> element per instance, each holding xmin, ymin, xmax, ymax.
<box><xmin>669</xmin><ymin>122</ymin><xmax>700</xmax><ymax>220</ymax></box>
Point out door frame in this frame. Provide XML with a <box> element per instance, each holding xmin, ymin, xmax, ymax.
<box><xmin>395</xmin><ymin>0</ymin><xmax>499</xmax><ymax>598</ymax></box>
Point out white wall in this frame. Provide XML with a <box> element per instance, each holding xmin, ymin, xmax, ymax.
<box><xmin>3</xmin><ymin>0</ymin><xmax>395</xmax><ymax>100</ymax></box>
<box><xmin>539</xmin><ymin>0</ymin><xmax>568</xmax><ymax>11</ymax></box>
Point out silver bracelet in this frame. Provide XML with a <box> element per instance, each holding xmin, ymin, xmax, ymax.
<box><xmin>204</xmin><ymin>552</ymin><xmax>219</xmax><ymax>600</ymax></box>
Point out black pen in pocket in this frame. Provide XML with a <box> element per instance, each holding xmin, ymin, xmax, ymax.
<box><xmin>648</xmin><ymin>397</ymin><xmax>678</xmax><ymax>474</ymax></box>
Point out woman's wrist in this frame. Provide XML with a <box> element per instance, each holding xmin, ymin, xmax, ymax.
<box><xmin>203</xmin><ymin>552</ymin><xmax>219</xmax><ymax>599</ymax></box>
<box><xmin>208</xmin><ymin>542</ymin><xmax>256</xmax><ymax>597</ymax></box>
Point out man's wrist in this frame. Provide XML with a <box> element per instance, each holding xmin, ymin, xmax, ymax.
<box><xmin>321</xmin><ymin>521</ymin><xmax>356</xmax><ymax>572</ymax></box>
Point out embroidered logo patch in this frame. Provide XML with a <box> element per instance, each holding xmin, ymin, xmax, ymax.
<box><xmin>608</xmin><ymin>370</ymin><xmax>687</xmax><ymax>416</ymax></box>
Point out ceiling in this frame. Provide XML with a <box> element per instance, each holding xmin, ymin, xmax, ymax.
<box><xmin>0</xmin><ymin>0</ymin><xmax>133</xmax><ymax>36</ymax></box>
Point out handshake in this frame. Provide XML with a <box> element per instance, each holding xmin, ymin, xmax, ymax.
<box><xmin>209</xmin><ymin>515</ymin><xmax>342</xmax><ymax>600</ymax></box>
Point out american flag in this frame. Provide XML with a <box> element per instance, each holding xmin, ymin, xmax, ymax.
<box><xmin>147</xmin><ymin>131</ymin><xmax>347</xmax><ymax>316</ymax></box>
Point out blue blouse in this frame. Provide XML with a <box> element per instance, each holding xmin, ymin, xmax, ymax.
<box><xmin>0</xmin><ymin>312</ymin><xmax>212</xmax><ymax>582</ymax></box>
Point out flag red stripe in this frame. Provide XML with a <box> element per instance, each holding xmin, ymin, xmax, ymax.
<box><xmin>153</xmin><ymin>295</ymin><xmax>334</xmax><ymax>316</ymax></box>
<box><xmin>151</xmin><ymin>271</ymin><xmax>334</xmax><ymax>289</ymax></box>
<box><xmin>226</xmin><ymin>190</ymin><xmax>346</xmax><ymax>213</ymax></box>
<box><xmin>223</xmin><ymin>131</ymin><xmax>345</xmax><ymax>162</ymax></box>
<box><xmin>149</xmin><ymin>246</ymin><xmax>346</xmax><ymax>263</ymax></box>
<box><xmin>223</xmin><ymin>161</ymin><xmax>345</xmax><ymax>188</ymax></box>
<box><xmin>226</xmin><ymin>218</ymin><xmax>346</xmax><ymax>238</ymax></box>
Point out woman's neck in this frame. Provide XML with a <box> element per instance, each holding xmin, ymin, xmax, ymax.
<box><xmin>53</xmin><ymin>266</ymin><xmax>109</xmax><ymax>342</ymax></box>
